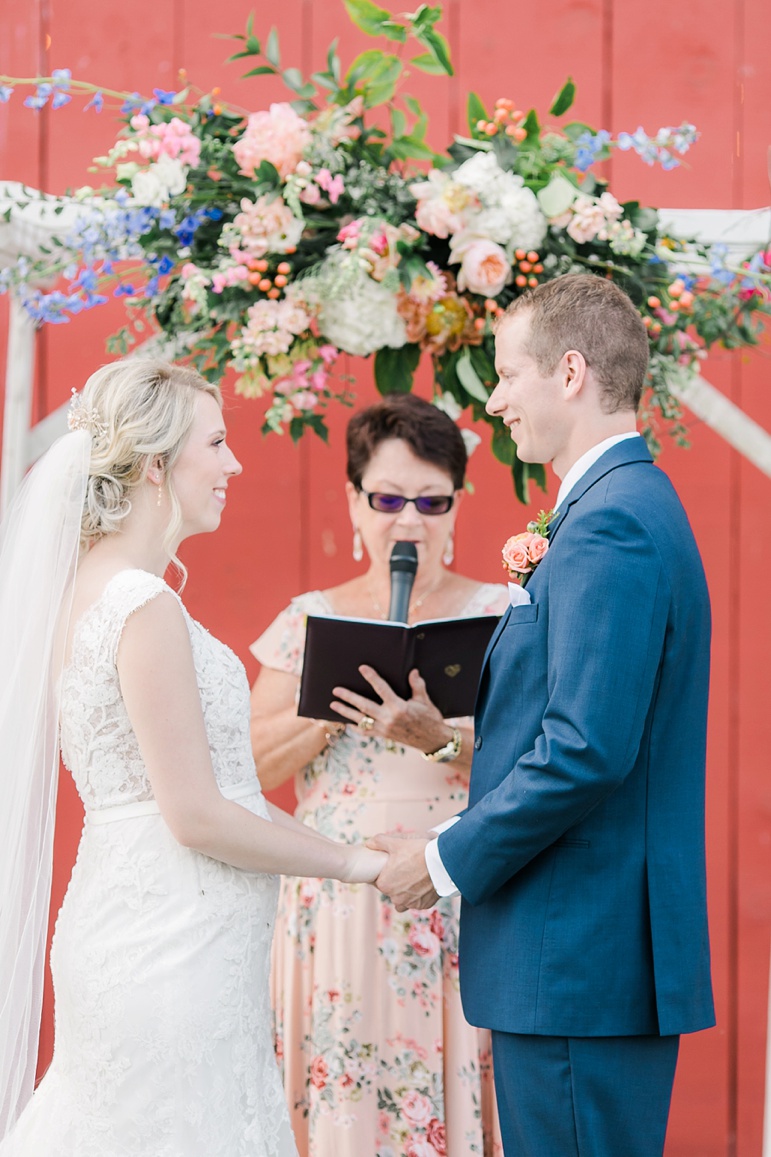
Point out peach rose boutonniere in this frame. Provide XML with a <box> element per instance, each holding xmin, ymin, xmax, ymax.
<box><xmin>501</xmin><ymin>508</ymin><xmax>559</xmax><ymax>585</ymax></box>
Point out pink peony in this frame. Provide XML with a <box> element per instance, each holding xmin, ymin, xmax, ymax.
<box><xmin>455</xmin><ymin>239</ymin><xmax>511</xmax><ymax>296</ymax></box>
<box><xmin>426</xmin><ymin>1118</ymin><xmax>447</xmax><ymax>1156</ymax></box>
<box><xmin>410</xmin><ymin>171</ymin><xmax>475</xmax><ymax>238</ymax></box>
<box><xmin>408</xmin><ymin>925</ymin><xmax>441</xmax><ymax>959</ymax></box>
<box><xmin>232</xmin><ymin>194</ymin><xmax>303</xmax><ymax>259</ymax></box>
<box><xmin>131</xmin><ymin>114</ymin><xmax>201</xmax><ymax>168</ymax></box>
<box><xmin>310</xmin><ymin>1056</ymin><xmax>328</xmax><ymax>1089</ymax></box>
<box><xmin>401</xmin><ymin>1090</ymin><xmax>434</xmax><ymax>1127</ymax></box>
<box><xmin>233</xmin><ymin>102</ymin><xmax>311</xmax><ymax>179</ymax></box>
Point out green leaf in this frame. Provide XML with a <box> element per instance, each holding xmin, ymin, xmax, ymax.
<box><xmin>549</xmin><ymin>77</ymin><xmax>576</xmax><ymax>117</ymax></box>
<box><xmin>327</xmin><ymin>38</ymin><xmax>341</xmax><ymax>82</ymax></box>
<box><xmin>522</xmin><ymin>108</ymin><xmax>540</xmax><ymax>141</ymax></box>
<box><xmin>374</xmin><ymin>344</ymin><xmax>421</xmax><ymax>393</ymax></box>
<box><xmin>418</xmin><ymin>28</ymin><xmax>453</xmax><ymax>75</ymax></box>
<box><xmin>409</xmin><ymin>52</ymin><xmax>446</xmax><ymax>74</ymax></box>
<box><xmin>379</xmin><ymin>19</ymin><xmax>408</xmax><ymax>41</ymax></box>
<box><xmin>456</xmin><ymin>347</ymin><xmax>490</xmax><ymax>404</ymax></box>
<box><xmin>537</xmin><ymin>173</ymin><xmax>578</xmax><ymax>218</ymax></box>
<box><xmin>512</xmin><ymin>456</ymin><xmax>547</xmax><ymax>505</ymax></box>
<box><xmin>347</xmin><ymin>51</ymin><xmax>403</xmax><ymax>106</ymax></box>
<box><xmin>404</xmin><ymin>94</ymin><xmax>422</xmax><ymax>117</ymax></box>
<box><xmin>467</xmin><ymin>92</ymin><xmax>487</xmax><ymax>134</ymax></box>
<box><xmin>391</xmin><ymin>107</ymin><xmax>407</xmax><ymax>138</ymax></box>
<box><xmin>491</xmin><ymin>422</ymin><xmax>516</xmax><ymax>466</ymax></box>
<box><xmin>388</xmin><ymin>135</ymin><xmax>438</xmax><ymax>161</ymax></box>
<box><xmin>282</xmin><ymin>68</ymin><xmax>316</xmax><ymax>98</ymax></box>
<box><xmin>312</xmin><ymin>71</ymin><xmax>338</xmax><ymax>91</ymax></box>
<box><xmin>241</xmin><ymin>65</ymin><xmax>277</xmax><ymax>78</ymax></box>
<box><xmin>342</xmin><ymin>0</ymin><xmax>394</xmax><ymax>37</ymax></box>
<box><xmin>265</xmin><ymin>27</ymin><xmax>280</xmax><ymax>67</ymax></box>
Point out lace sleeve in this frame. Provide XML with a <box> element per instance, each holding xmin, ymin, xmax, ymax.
<box><xmin>106</xmin><ymin>570</ymin><xmax>176</xmax><ymax>665</ymax></box>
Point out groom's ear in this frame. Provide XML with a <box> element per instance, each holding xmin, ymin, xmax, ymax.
<box><xmin>561</xmin><ymin>349</ymin><xmax>588</xmax><ymax>400</ymax></box>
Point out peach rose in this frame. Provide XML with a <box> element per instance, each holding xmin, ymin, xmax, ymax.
<box><xmin>456</xmin><ymin>239</ymin><xmax>511</xmax><ymax>297</ymax></box>
<box><xmin>502</xmin><ymin>532</ymin><xmax>536</xmax><ymax>576</ymax></box>
<box><xmin>527</xmin><ymin>534</ymin><xmax>549</xmax><ymax>564</ymax></box>
<box><xmin>401</xmin><ymin>1090</ymin><xmax>434</xmax><ymax>1127</ymax></box>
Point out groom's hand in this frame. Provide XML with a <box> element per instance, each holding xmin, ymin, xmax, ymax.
<box><xmin>366</xmin><ymin>834</ymin><xmax>439</xmax><ymax>911</ymax></box>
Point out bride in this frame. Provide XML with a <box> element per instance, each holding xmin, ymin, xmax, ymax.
<box><xmin>0</xmin><ymin>359</ymin><xmax>387</xmax><ymax>1157</ymax></box>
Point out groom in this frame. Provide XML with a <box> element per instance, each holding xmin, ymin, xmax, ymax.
<box><xmin>371</xmin><ymin>274</ymin><xmax>714</xmax><ymax>1157</ymax></box>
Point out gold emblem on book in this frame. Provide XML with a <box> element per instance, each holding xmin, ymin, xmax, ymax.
<box><xmin>444</xmin><ymin>663</ymin><xmax>461</xmax><ymax>678</ymax></box>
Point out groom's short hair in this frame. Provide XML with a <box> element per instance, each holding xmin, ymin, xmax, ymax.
<box><xmin>496</xmin><ymin>274</ymin><xmax>649</xmax><ymax>413</ymax></box>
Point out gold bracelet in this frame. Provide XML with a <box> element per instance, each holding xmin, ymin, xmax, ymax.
<box><xmin>420</xmin><ymin>726</ymin><xmax>462</xmax><ymax>763</ymax></box>
<box><xmin>311</xmin><ymin>718</ymin><xmax>346</xmax><ymax>745</ymax></box>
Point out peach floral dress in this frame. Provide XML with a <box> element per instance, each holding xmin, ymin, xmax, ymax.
<box><xmin>251</xmin><ymin>584</ymin><xmax>507</xmax><ymax>1157</ymax></box>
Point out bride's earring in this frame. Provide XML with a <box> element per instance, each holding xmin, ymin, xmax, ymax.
<box><xmin>442</xmin><ymin>532</ymin><xmax>454</xmax><ymax>567</ymax></box>
<box><xmin>157</xmin><ymin>484</ymin><xmax>163</xmax><ymax>508</ymax></box>
<box><xmin>352</xmin><ymin>527</ymin><xmax>363</xmax><ymax>562</ymax></box>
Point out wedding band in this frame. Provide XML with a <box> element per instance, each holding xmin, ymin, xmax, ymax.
<box><xmin>357</xmin><ymin>715</ymin><xmax>375</xmax><ymax>732</ymax></box>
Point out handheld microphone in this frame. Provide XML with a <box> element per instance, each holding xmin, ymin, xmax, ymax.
<box><xmin>388</xmin><ymin>542</ymin><xmax>418</xmax><ymax>623</ymax></box>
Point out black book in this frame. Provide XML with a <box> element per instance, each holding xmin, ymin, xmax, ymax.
<box><xmin>297</xmin><ymin>613</ymin><xmax>501</xmax><ymax>723</ymax></box>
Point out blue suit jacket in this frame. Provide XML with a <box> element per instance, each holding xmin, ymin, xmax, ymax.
<box><xmin>439</xmin><ymin>438</ymin><xmax>714</xmax><ymax>1037</ymax></box>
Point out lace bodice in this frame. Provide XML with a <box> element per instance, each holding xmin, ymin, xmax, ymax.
<box><xmin>60</xmin><ymin>569</ymin><xmax>258</xmax><ymax>812</ymax></box>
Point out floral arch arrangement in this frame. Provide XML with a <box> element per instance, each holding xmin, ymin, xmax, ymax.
<box><xmin>1</xmin><ymin>0</ymin><xmax>769</xmax><ymax>500</ymax></box>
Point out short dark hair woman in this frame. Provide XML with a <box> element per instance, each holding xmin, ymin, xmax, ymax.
<box><xmin>250</xmin><ymin>392</ymin><xmax>507</xmax><ymax>1157</ymax></box>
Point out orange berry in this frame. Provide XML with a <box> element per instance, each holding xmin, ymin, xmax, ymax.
<box><xmin>178</xmin><ymin>68</ymin><xmax>187</xmax><ymax>79</ymax></box>
<box><xmin>512</xmin><ymin>126</ymin><xmax>527</xmax><ymax>142</ymax></box>
<box><xmin>476</xmin><ymin>119</ymin><xmax>487</xmax><ymax>131</ymax></box>
<box><xmin>258</xmin><ymin>278</ymin><xmax>272</xmax><ymax>292</ymax></box>
<box><xmin>527</xmin><ymin>251</ymin><xmax>539</xmax><ymax>263</ymax></box>
<box><xmin>285</xmin><ymin>246</ymin><xmax>297</xmax><ymax>254</ymax></box>
<box><xmin>519</xmin><ymin>261</ymin><xmax>532</xmax><ymax>273</ymax></box>
<box><xmin>512</xmin><ymin>109</ymin><xmax>524</xmax><ymax>121</ymax></box>
<box><xmin>277</xmin><ymin>261</ymin><xmax>291</xmax><ymax>275</ymax></box>
<box><xmin>643</xmin><ymin>316</ymin><xmax>652</xmax><ymax>328</ymax></box>
<box><xmin>212</xmin><ymin>86</ymin><xmax>221</xmax><ymax>96</ymax></box>
<box><xmin>679</xmin><ymin>290</ymin><xmax>694</xmax><ymax>308</ymax></box>
<box><xmin>528</xmin><ymin>277</ymin><xmax>538</xmax><ymax>287</ymax></box>
<box><xmin>255</xmin><ymin>259</ymin><xmax>269</xmax><ymax>273</ymax></box>
<box><xmin>494</xmin><ymin>108</ymin><xmax>509</xmax><ymax>124</ymax></box>
<box><xmin>484</xmin><ymin>122</ymin><xmax>498</xmax><ymax>136</ymax></box>
<box><xmin>533</xmin><ymin>263</ymin><xmax>544</xmax><ymax>274</ymax></box>
<box><xmin>213</xmin><ymin>104</ymin><xmax>222</xmax><ymax>116</ymax></box>
<box><xmin>669</xmin><ymin>300</ymin><xmax>680</xmax><ymax>311</ymax></box>
<box><xmin>505</xmin><ymin>125</ymin><xmax>519</xmax><ymax>138</ymax></box>
<box><xmin>495</xmin><ymin>307</ymin><xmax>505</xmax><ymax>317</ymax></box>
<box><xmin>274</xmin><ymin>274</ymin><xmax>288</xmax><ymax>288</ymax></box>
<box><xmin>515</xmin><ymin>274</ymin><xmax>528</xmax><ymax>288</ymax></box>
<box><xmin>647</xmin><ymin>296</ymin><xmax>661</xmax><ymax>309</ymax></box>
<box><xmin>515</xmin><ymin>249</ymin><xmax>526</xmax><ymax>261</ymax></box>
<box><xmin>484</xmin><ymin>298</ymin><xmax>498</xmax><ymax>311</ymax></box>
<box><xmin>495</xmin><ymin>98</ymin><xmax>514</xmax><ymax>110</ymax></box>
<box><xmin>650</xmin><ymin>322</ymin><xmax>662</xmax><ymax>336</ymax></box>
<box><xmin>248</xmin><ymin>271</ymin><xmax>262</xmax><ymax>285</ymax></box>
<box><xmin>267</xmin><ymin>287</ymin><xmax>281</xmax><ymax>299</ymax></box>
<box><xmin>474</xmin><ymin>317</ymin><xmax>486</xmax><ymax>331</ymax></box>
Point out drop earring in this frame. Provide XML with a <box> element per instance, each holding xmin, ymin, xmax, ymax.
<box><xmin>352</xmin><ymin>527</ymin><xmax>363</xmax><ymax>562</ymax></box>
<box><xmin>442</xmin><ymin>532</ymin><xmax>454</xmax><ymax>567</ymax></box>
<box><xmin>157</xmin><ymin>484</ymin><xmax>163</xmax><ymax>507</ymax></box>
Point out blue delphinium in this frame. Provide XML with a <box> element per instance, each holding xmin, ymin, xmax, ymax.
<box><xmin>574</xmin><ymin>130</ymin><xmax>611</xmax><ymax>173</ymax></box>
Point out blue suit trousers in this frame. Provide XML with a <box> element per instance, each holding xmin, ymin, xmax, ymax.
<box><xmin>491</xmin><ymin>1032</ymin><xmax>680</xmax><ymax>1157</ymax></box>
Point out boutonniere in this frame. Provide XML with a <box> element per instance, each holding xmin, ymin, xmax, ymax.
<box><xmin>501</xmin><ymin>509</ymin><xmax>559</xmax><ymax>584</ymax></box>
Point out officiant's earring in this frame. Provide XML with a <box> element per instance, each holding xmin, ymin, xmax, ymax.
<box><xmin>352</xmin><ymin>527</ymin><xmax>363</xmax><ymax>562</ymax></box>
<box><xmin>442</xmin><ymin>532</ymin><xmax>454</xmax><ymax>567</ymax></box>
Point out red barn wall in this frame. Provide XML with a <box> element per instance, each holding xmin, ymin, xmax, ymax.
<box><xmin>1</xmin><ymin>2</ymin><xmax>770</xmax><ymax>1152</ymax></box>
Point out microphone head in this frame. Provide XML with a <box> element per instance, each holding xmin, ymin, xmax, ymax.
<box><xmin>390</xmin><ymin>541</ymin><xmax>418</xmax><ymax>575</ymax></box>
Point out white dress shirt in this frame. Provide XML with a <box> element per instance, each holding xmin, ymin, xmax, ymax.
<box><xmin>424</xmin><ymin>431</ymin><xmax>643</xmax><ymax>897</ymax></box>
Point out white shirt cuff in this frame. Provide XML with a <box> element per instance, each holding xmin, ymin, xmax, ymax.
<box><xmin>424</xmin><ymin>816</ymin><xmax>461</xmax><ymax>897</ymax></box>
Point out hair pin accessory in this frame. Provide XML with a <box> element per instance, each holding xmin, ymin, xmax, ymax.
<box><xmin>67</xmin><ymin>388</ymin><xmax>107</xmax><ymax>439</ymax></box>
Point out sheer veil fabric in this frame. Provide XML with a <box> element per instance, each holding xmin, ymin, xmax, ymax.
<box><xmin>0</xmin><ymin>431</ymin><xmax>89</xmax><ymax>1138</ymax></box>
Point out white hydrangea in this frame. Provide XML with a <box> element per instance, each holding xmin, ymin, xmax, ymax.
<box><xmin>318</xmin><ymin>267</ymin><xmax>406</xmax><ymax>356</ymax></box>
<box><xmin>131</xmin><ymin>154</ymin><xmax>187</xmax><ymax>207</ymax></box>
<box><xmin>453</xmin><ymin>151</ymin><xmax>547</xmax><ymax>254</ymax></box>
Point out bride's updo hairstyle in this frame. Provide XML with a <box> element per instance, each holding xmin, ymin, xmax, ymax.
<box><xmin>77</xmin><ymin>358</ymin><xmax>221</xmax><ymax>554</ymax></box>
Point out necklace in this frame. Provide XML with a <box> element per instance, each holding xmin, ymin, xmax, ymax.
<box><xmin>367</xmin><ymin>574</ymin><xmax>446</xmax><ymax>621</ymax></box>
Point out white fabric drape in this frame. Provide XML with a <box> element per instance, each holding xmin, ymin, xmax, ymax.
<box><xmin>0</xmin><ymin>431</ymin><xmax>88</xmax><ymax>1138</ymax></box>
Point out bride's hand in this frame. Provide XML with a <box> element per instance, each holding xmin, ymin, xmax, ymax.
<box><xmin>341</xmin><ymin>845</ymin><xmax>388</xmax><ymax>885</ymax></box>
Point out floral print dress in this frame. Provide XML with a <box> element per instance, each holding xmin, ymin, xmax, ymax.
<box><xmin>251</xmin><ymin>585</ymin><xmax>507</xmax><ymax>1157</ymax></box>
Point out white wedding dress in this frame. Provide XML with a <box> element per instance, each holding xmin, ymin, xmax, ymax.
<box><xmin>1</xmin><ymin>569</ymin><xmax>298</xmax><ymax>1157</ymax></box>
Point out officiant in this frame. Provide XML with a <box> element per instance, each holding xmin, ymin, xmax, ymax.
<box><xmin>249</xmin><ymin>392</ymin><xmax>507</xmax><ymax>1157</ymax></box>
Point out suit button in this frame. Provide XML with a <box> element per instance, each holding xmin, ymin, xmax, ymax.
<box><xmin>474</xmin><ymin>736</ymin><xmax>483</xmax><ymax>750</ymax></box>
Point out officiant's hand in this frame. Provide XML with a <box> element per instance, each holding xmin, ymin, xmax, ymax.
<box><xmin>331</xmin><ymin>666</ymin><xmax>452</xmax><ymax>754</ymax></box>
<box><xmin>366</xmin><ymin>833</ymin><xmax>439</xmax><ymax>911</ymax></box>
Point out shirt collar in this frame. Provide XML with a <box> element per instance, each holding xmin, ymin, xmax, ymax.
<box><xmin>555</xmin><ymin>432</ymin><xmax>642</xmax><ymax>511</ymax></box>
